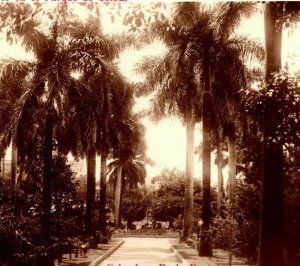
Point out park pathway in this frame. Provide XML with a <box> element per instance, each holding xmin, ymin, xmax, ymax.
<box><xmin>97</xmin><ymin>238</ymin><xmax>185</xmax><ymax>266</ymax></box>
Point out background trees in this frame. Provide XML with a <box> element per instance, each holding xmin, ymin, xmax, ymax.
<box><xmin>149</xmin><ymin>169</ymin><xmax>203</xmax><ymax>228</ymax></box>
<box><xmin>121</xmin><ymin>188</ymin><xmax>150</xmax><ymax>229</ymax></box>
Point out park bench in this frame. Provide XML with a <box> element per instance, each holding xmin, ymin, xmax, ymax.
<box><xmin>56</xmin><ymin>237</ymin><xmax>90</xmax><ymax>265</ymax></box>
<box><xmin>184</xmin><ymin>233</ymin><xmax>199</xmax><ymax>250</ymax></box>
<box><xmin>67</xmin><ymin>238</ymin><xmax>90</xmax><ymax>259</ymax></box>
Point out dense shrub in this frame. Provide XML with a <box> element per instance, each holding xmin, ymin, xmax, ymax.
<box><xmin>212</xmin><ymin>179</ymin><xmax>261</xmax><ymax>263</ymax></box>
<box><xmin>0</xmin><ymin>154</ymin><xmax>85</xmax><ymax>265</ymax></box>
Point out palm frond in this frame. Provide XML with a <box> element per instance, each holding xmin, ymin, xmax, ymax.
<box><xmin>213</xmin><ymin>2</ymin><xmax>256</xmax><ymax>39</ymax></box>
<box><xmin>226</xmin><ymin>35</ymin><xmax>265</xmax><ymax>63</ymax></box>
<box><xmin>6</xmin><ymin>73</ymin><xmax>44</xmax><ymax>147</ymax></box>
<box><xmin>0</xmin><ymin>59</ymin><xmax>33</xmax><ymax>82</ymax></box>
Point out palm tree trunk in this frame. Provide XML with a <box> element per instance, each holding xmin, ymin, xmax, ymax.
<box><xmin>2</xmin><ymin>154</ymin><xmax>4</xmax><ymax>178</ymax></box>
<box><xmin>114</xmin><ymin>166</ymin><xmax>122</xmax><ymax>228</ymax></box>
<box><xmin>182</xmin><ymin>113</ymin><xmax>195</xmax><ymax>241</ymax></box>
<box><xmin>199</xmin><ymin>63</ymin><xmax>213</xmax><ymax>257</ymax></box>
<box><xmin>119</xmin><ymin>170</ymin><xmax>126</xmax><ymax>226</ymax></box>
<box><xmin>258</xmin><ymin>3</ymin><xmax>284</xmax><ymax>265</ymax></box>
<box><xmin>216</xmin><ymin>144</ymin><xmax>224</xmax><ymax>213</ymax></box>
<box><xmin>86</xmin><ymin>147</ymin><xmax>96</xmax><ymax>236</ymax></box>
<box><xmin>41</xmin><ymin>112</ymin><xmax>54</xmax><ymax>246</ymax></box>
<box><xmin>227</xmin><ymin>123</ymin><xmax>236</xmax><ymax>202</ymax></box>
<box><xmin>17</xmin><ymin>161</ymin><xmax>25</xmax><ymax>188</ymax></box>
<box><xmin>11</xmin><ymin>144</ymin><xmax>17</xmax><ymax>189</ymax></box>
<box><xmin>99</xmin><ymin>151</ymin><xmax>107</xmax><ymax>239</ymax></box>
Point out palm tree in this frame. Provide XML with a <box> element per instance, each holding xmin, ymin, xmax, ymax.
<box><xmin>107</xmin><ymin>155</ymin><xmax>146</xmax><ymax>227</ymax></box>
<box><xmin>1</xmin><ymin>13</ymin><xmax>97</xmax><ymax>253</ymax></box>
<box><xmin>135</xmin><ymin>27</ymin><xmax>202</xmax><ymax>242</ymax></box>
<box><xmin>107</xmin><ymin>118</ymin><xmax>146</xmax><ymax>227</ymax></box>
<box><xmin>174</xmin><ymin>2</ymin><xmax>261</xmax><ymax>255</ymax></box>
<box><xmin>65</xmin><ymin>16</ymin><xmax>133</xmax><ymax>236</ymax></box>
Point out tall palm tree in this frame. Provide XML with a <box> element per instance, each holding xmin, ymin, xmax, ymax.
<box><xmin>135</xmin><ymin>29</ymin><xmax>202</xmax><ymax>242</ymax></box>
<box><xmin>173</xmin><ymin>2</ymin><xmax>261</xmax><ymax>255</ymax></box>
<box><xmin>1</xmin><ymin>14</ymin><xmax>96</xmax><ymax>252</ymax></box>
<box><xmin>65</xmin><ymin>16</ymin><xmax>133</xmax><ymax>236</ymax></box>
<box><xmin>82</xmin><ymin>64</ymin><xmax>133</xmax><ymax>235</ymax></box>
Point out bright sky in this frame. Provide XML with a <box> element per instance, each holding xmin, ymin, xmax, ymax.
<box><xmin>1</xmin><ymin>3</ymin><xmax>300</xmax><ymax>185</ymax></box>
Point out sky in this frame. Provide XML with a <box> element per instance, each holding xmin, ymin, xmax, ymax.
<box><xmin>1</xmin><ymin>2</ymin><xmax>300</xmax><ymax>185</ymax></box>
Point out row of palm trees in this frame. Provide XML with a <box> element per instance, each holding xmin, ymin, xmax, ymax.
<box><xmin>134</xmin><ymin>2</ymin><xmax>263</xmax><ymax>256</ymax></box>
<box><xmin>133</xmin><ymin>2</ymin><xmax>299</xmax><ymax>264</ymax></box>
<box><xmin>0</xmin><ymin>4</ymin><xmax>145</xmax><ymax>251</ymax></box>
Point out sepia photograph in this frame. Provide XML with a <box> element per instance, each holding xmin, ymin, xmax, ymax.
<box><xmin>0</xmin><ymin>1</ymin><xmax>299</xmax><ymax>266</ymax></box>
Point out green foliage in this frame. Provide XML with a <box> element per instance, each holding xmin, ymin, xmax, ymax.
<box><xmin>24</xmin><ymin>142</ymin><xmax>85</xmax><ymax>238</ymax></box>
<box><xmin>283</xmin><ymin>143</ymin><xmax>300</xmax><ymax>264</ymax></box>
<box><xmin>121</xmin><ymin>188</ymin><xmax>150</xmax><ymax>226</ymax></box>
<box><xmin>212</xmin><ymin>180</ymin><xmax>261</xmax><ymax>262</ymax></box>
<box><xmin>0</xmin><ymin>152</ymin><xmax>84</xmax><ymax>265</ymax></box>
<box><xmin>148</xmin><ymin>168</ymin><xmax>213</xmax><ymax>230</ymax></box>
<box><xmin>246</xmin><ymin>69</ymin><xmax>300</xmax><ymax>147</ymax></box>
<box><xmin>217</xmin><ymin>68</ymin><xmax>300</xmax><ymax>263</ymax></box>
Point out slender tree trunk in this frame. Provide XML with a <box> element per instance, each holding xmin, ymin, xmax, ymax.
<box><xmin>258</xmin><ymin>3</ymin><xmax>284</xmax><ymax>266</ymax></box>
<box><xmin>114</xmin><ymin>166</ymin><xmax>122</xmax><ymax>228</ymax></box>
<box><xmin>227</xmin><ymin>123</ymin><xmax>236</xmax><ymax>202</ymax></box>
<box><xmin>2</xmin><ymin>154</ymin><xmax>5</xmax><ymax>178</ymax></box>
<box><xmin>182</xmin><ymin>113</ymin><xmax>195</xmax><ymax>241</ymax></box>
<box><xmin>11</xmin><ymin>144</ymin><xmax>17</xmax><ymax>189</ymax></box>
<box><xmin>216</xmin><ymin>145</ymin><xmax>224</xmax><ymax>213</ymax></box>
<box><xmin>127</xmin><ymin>219</ymin><xmax>133</xmax><ymax>230</ymax></box>
<box><xmin>199</xmin><ymin>63</ymin><xmax>213</xmax><ymax>257</ymax></box>
<box><xmin>86</xmin><ymin>148</ymin><xmax>96</xmax><ymax>236</ymax></box>
<box><xmin>119</xmin><ymin>170</ymin><xmax>125</xmax><ymax>226</ymax></box>
<box><xmin>99</xmin><ymin>151</ymin><xmax>107</xmax><ymax>239</ymax></box>
<box><xmin>41</xmin><ymin>112</ymin><xmax>54</xmax><ymax>247</ymax></box>
<box><xmin>17</xmin><ymin>162</ymin><xmax>25</xmax><ymax>188</ymax></box>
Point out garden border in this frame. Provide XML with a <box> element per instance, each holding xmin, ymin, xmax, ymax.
<box><xmin>88</xmin><ymin>239</ymin><xmax>125</xmax><ymax>266</ymax></box>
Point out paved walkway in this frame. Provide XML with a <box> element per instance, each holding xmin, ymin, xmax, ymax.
<box><xmin>55</xmin><ymin>237</ymin><xmax>253</xmax><ymax>266</ymax></box>
<box><xmin>97</xmin><ymin>238</ymin><xmax>183</xmax><ymax>266</ymax></box>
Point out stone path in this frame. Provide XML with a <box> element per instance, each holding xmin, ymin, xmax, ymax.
<box><xmin>97</xmin><ymin>238</ymin><xmax>184</xmax><ymax>266</ymax></box>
